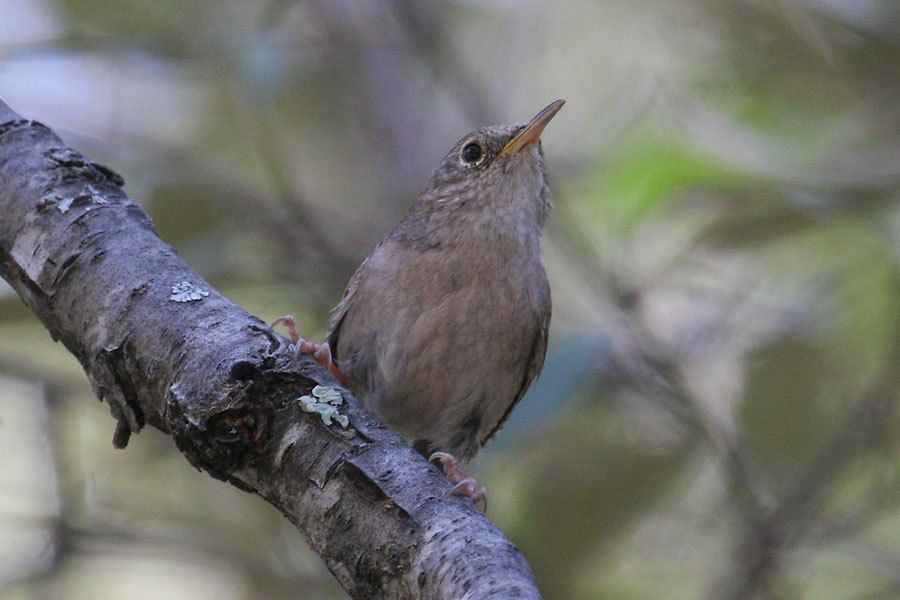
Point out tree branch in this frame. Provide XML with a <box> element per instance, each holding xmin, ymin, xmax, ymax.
<box><xmin>0</xmin><ymin>99</ymin><xmax>540</xmax><ymax>599</ymax></box>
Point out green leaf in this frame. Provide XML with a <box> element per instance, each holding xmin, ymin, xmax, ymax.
<box><xmin>570</xmin><ymin>138</ymin><xmax>753</xmax><ymax>233</ymax></box>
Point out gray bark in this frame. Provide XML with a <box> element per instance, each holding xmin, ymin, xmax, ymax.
<box><xmin>0</xmin><ymin>99</ymin><xmax>540</xmax><ymax>599</ymax></box>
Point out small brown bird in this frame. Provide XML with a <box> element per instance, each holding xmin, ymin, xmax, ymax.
<box><xmin>275</xmin><ymin>99</ymin><xmax>564</xmax><ymax>506</ymax></box>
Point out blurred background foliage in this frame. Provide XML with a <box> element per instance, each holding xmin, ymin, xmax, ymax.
<box><xmin>1</xmin><ymin>1</ymin><xmax>898</xmax><ymax>598</ymax></box>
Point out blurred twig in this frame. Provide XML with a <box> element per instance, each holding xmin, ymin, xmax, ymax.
<box><xmin>230</xmin><ymin>83</ymin><xmax>360</xmax><ymax>288</ymax></box>
<box><xmin>554</xmin><ymin>204</ymin><xmax>899</xmax><ymax>598</ymax></box>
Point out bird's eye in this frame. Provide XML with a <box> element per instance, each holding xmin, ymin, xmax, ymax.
<box><xmin>461</xmin><ymin>142</ymin><xmax>483</xmax><ymax>164</ymax></box>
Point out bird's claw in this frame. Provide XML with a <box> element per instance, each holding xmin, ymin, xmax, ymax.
<box><xmin>429</xmin><ymin>451</ymin><xmax>488</xmax><ymax>511</ymax></box>
<box><xmin>271</xmin><ymin>315</ymin><xmax>301</xmax><ymax>344</ymax></box>
<box><xmin>271</xmin><ymin>315</ymin><xmax>348</xmax><ymax>385</ymax></box>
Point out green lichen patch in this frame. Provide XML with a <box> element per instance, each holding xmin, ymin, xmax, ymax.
<box><xmin>298</xmin><ymin>385</ymin><xmax>348</xmax><ymax>427</ymax></box>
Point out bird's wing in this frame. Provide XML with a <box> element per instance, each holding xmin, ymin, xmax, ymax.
<box><xmin>324</xmin><ymin>253</ymin><xmax>372</xmax><ymax>361</ymax></box>
<box><xmin>478</xmin><ymin>300</ymin><xmax>551</xmax><ymax>449</ymax></box>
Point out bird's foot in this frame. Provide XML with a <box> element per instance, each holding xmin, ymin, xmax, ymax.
<box><xmin>271</xmin><ymin>316</ymin><xmax>348</xmax><ymax>385</ymax></box>
<box><xmin>429</xmin><ymin>451</ymin><xmax>487</xmax><ymax>511</ymax></box>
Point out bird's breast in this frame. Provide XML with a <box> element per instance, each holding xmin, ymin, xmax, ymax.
<box><xmin>354</xmin><ymin>240</ymin><xmax>548</xmax><ymax>459</ymax></box>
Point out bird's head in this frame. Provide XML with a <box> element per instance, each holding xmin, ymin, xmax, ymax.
<box><xmin>397</xmin><ymin>100</ymin><xmax>565</xmax><ymax>248</ymax></box>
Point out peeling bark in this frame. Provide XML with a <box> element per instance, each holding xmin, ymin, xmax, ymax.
<box><xmin>0</xmin><ymin>100</ymin><xmax>540</xmax><ymax>599</ymax></box>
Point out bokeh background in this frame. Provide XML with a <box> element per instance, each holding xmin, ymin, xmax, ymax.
<box><xmin>1</xmin><ymin>1</ymin><xmax>898</xmax><ymax>598</ymax></box>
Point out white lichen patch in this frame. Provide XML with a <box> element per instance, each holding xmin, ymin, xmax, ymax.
<box><xmin>57</xmin><ymin>196</ymin><xmax>74</xmax><ymax>213</ymax></box>
<box><xmin>56</xmin><ymin>186</ymin><xmax>106</xmax><ymax>213</ymax></box>
<box><xmin>170</xmin><ymin>281</ymin><xmax>209</xmax><ymax>302</ymax></box>
<box><xmin>299</xmin><ymin>385</ymin><xmax>348</xmax><ymax>427</ymax></box>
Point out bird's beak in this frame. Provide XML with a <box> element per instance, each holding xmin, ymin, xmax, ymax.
<box><xmin>497</xmin><ymin>99</ymin><xmax>565</xmax><ymax>158</ymax></box>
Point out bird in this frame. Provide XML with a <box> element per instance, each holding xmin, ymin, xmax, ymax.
<box><xmin>274</xmin><ymin>99</ymin><xmax>564</xmax><ymax>507</ymax></box>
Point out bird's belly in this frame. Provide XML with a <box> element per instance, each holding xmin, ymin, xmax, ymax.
<box><xmin>365</xmin><ymin>280</ymin><xmax>539</xmax><ymax>460</ymax></box>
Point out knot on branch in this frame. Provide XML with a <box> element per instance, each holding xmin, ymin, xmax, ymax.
<box><xmin>164</xmin><ymin>364</ymin><xmax>316</xmax><ymax>482</ymax></box>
